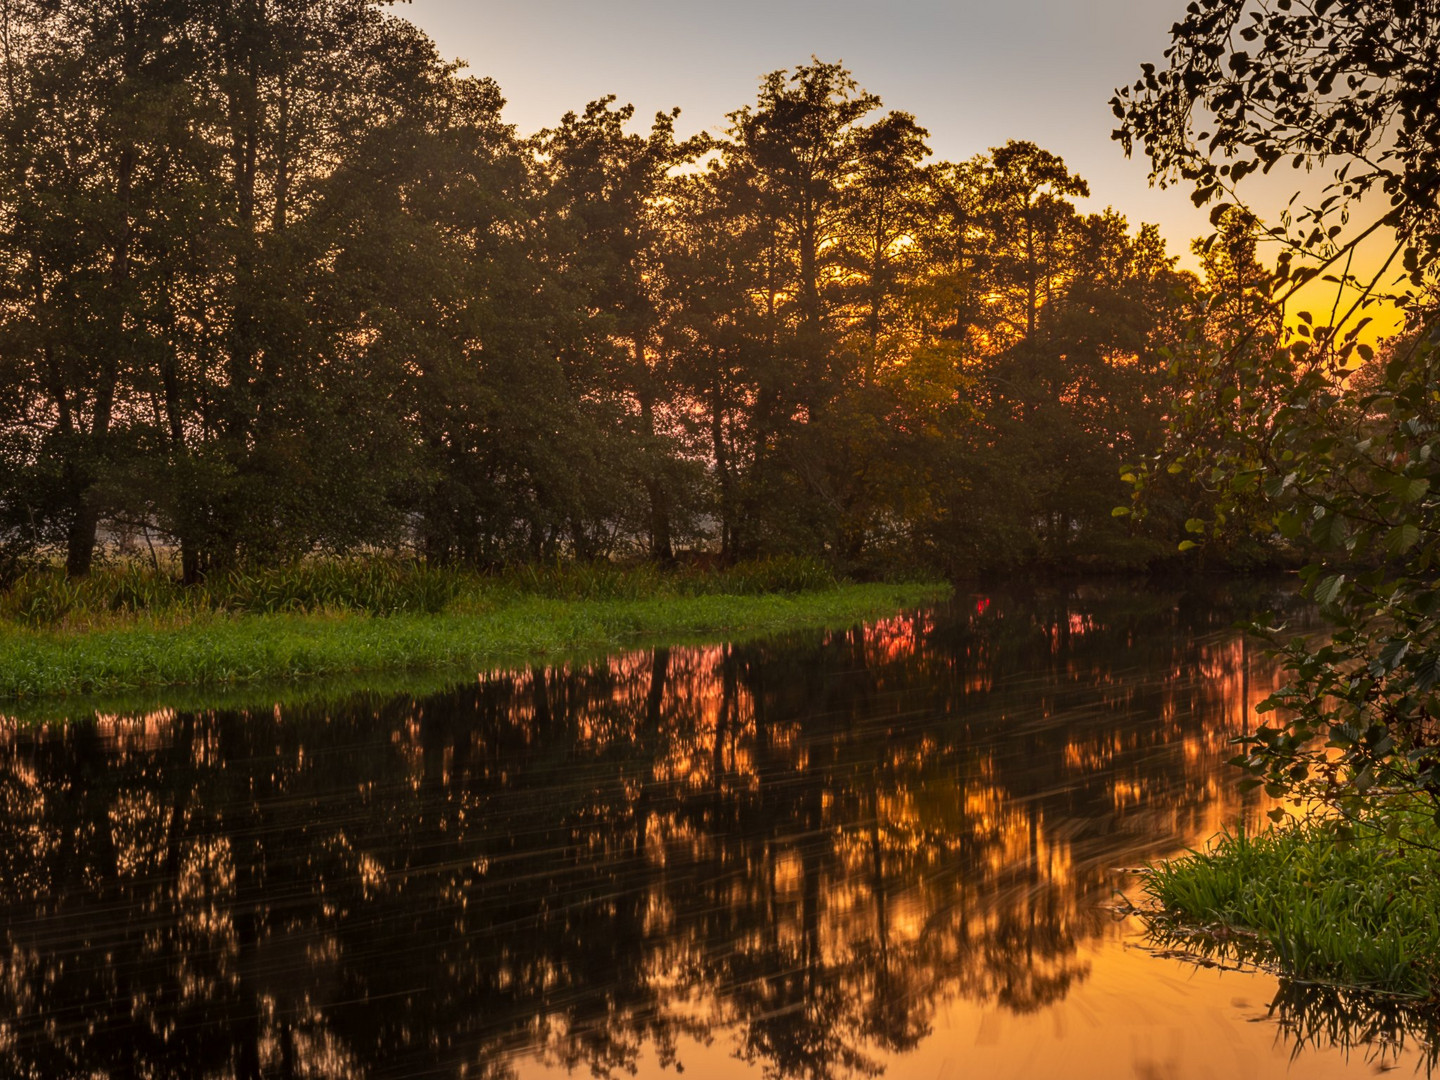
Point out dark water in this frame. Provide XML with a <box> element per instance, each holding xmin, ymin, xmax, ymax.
<box><xmin>0</xmin><ymin>582</ymin><xmax>1433</xmax><ymax>1079</ymax></box>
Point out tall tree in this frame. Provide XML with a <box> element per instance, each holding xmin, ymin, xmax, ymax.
<box><xmin>0</xmin><ymin>0</ymin><xmax>217</xmax><ymax>574</ymax></box>
<box><xmin>985</xmin><ymin>141</ymin><xmax>1090</xmax><ymax>346</ymax></box>
<box><xmin>714</xmin><ymin>61</ymin><xmax>882</xmax><ymax>554</ymax></box>
<box><xmin>539</xmin><ymin>98</ymin><xmax>709</xmax><ymax>561</ymax></box>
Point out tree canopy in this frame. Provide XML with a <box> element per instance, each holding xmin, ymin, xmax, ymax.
<box><xmin>0</xmin><ymin>7</ymin><xmax>1213</xmax><ymax>581</ymax></box>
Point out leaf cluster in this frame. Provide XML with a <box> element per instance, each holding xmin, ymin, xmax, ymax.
<box><xmin>1115</xmin><ymin>0</ymin><xmax>1440</xmax><ymax>813</ymax></box>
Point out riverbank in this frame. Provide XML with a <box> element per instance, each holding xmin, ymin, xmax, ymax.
<box><xmin>0</xmin><ymin>577</ymin><xmax>947</xmax><ymax>701</ymax></box>
<box><xmin>1139</xmin><ymin>810</ymin><xmax>1440</xmax><ymax>999</ymax></box>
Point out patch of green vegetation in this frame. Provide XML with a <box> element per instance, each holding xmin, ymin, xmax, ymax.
<box><xmin>1140</xmin><ymin>810</ymin><xmax>1440</xmax><ymax>999</ymax></box>
<box><xmin>0</xmin><ymin>578</ymin><xmax>946</xmax><ymax>706</ymax></box>
<box><xmin>0</xmin><ymin>555</ymin><xmax>847</xmax><ymax>630</ymax></box>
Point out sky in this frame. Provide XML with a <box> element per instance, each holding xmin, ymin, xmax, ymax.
<box><xmin>396</xmin><ymin>0</ymin><xmax>1221</xmax><ymax>268</ymax></box>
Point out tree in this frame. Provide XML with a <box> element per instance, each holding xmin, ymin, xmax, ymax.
<box><xmin>1115</xmin><ymin>0</ymin><xmax>1440</xmax><ymax>821</ymax></box>
<box><xmin>537</xmin><ymin>98</ymin><xmax>710</xmax><ymax>561</ymax></box>
<box><xmin>0</xmin><ymin>0</ymin><xmax>213</xmax><ymax>575</ymax></box>
<box><xmin>308</xmin><ymin>70</ymin><xmax>543</xmax><ymax>568</ymax></box>
<box><xmin>985</xmin><ymin>141</ymin><xmax>1089</xmax><ymax>347</ymax></box>
<box><xmin>841</xmin><ymin>110</ymin><xmax>931</xmax><ymax>378</ymax></box>
<box><xmin>718</xmin><ymin>62</ymin><xmax>883</xmax><ymax>556</ymax></box>
<box><xmin>191</xmin><ymin>0</ymin><xmax>466</xmax><ymax>571</ymax></box>
<box><xmin>0</xmin><ymin>27</ymin><xmax>1237</xmax><ymax>581</ymax></box>
<box><xmin>0</xmin><ymin>0</ymin><xmax>523</xmax><ymax>576</ymax></box>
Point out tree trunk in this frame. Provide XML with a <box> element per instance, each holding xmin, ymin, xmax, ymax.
<box><xmin>635</xmin><ymin>339</ymin><xmax>674</xmax><ymax>562</ymax></box>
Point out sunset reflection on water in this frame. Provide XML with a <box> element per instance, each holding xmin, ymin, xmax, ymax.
<box><xmin>0</xmin><ymin>582</ymin><xmax>1429</xmax><ymax>1079</ymax></box>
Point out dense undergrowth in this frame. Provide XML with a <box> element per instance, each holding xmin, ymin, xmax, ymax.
<box><xmin>0</xmin><ymin>556</ymin><xmax>841</xmax><ymax>630</ymax></box>
<box><xmin>0</xmin><ymin>558</ymin><xmax>944</xmax><ymax>701</ymax></box>
<box><xmin>1140</xmin><ymin>809</ymin><xmax>1440</xmax><ymax>1001</ymax></box>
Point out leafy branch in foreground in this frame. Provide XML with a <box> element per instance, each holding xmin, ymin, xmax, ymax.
<box><xmin>1191</xmin><ymin>323</ymin><xmax>1440</xmax><ymax>822</ymax></box>
<box><xmin>1115</xmin><ymin>0</ymin><xmax>1440</xmax><ymax>825</ymax></box>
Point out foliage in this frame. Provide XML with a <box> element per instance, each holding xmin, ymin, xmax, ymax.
<box><xmin>1115</xmin><ymin>0</ymin><xmax>1440</xmax><ymax>315</ymax></box>
<box><xmin>0</xmin><ymin>2</ymin><xmax>1209</xmax><ymax>579</ymax></box>
<box><xmin>0</xmin><ymin>555</ymin><xmax>845</xmax><ymax>632</ymax></box>
<box><xmin>495</xmin><ymin>555</ymin><xmax>836</xmax><ymax>601</ymax></box>
<box><xmin>0</xmin><ymin>559</ymin><xmax>458</xmax><ymax>625</ymax></box>
<box><xmin>1115</xmin><ymin>0</ymin><xmax>1440</xmax><ymax>816</ymax></box>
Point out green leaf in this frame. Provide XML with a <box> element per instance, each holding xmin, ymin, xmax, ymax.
<box><xmin>1276</xmin><ymin>511</ymin><xmax>1303</xmax><ymax>540</ymax></box>
<box><xmin>1379</xmin><ymin>638</ymin><xmax>1410</xmax><ymax>670</ymax></box>
<box><xmin>1387</xmin><ymin>522</ymin><xmax>1421</xmax><ymax>554</ymax></box>
<box><xmin>1309</xmin><ymin>512</ymin><xmax>1348</xmax><ymax>548</ymax></box>
<box><xmin>1313</xmin><ymin>573</ymin><xmax>1346</xmax><ymax>606</ymax></box>
<box><xmin>1398</xmin><ymin>477</ymin><xmax>1430</xmax><ymax>503</ymax></box>
<box><xmin>1263</xmin><ymin>472</ymin><xmax>1297</xmax><ymax>499</ymax></box>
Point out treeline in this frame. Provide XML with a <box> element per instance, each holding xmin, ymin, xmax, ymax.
<box><xmin>0</xmin><ymin>1</ymin><xmax>1248</xmax><ymax>581</ymax></box>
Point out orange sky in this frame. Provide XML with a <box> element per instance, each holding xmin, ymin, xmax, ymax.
<box><xmin>395</xmin><ymin>0</ymin><xmax>1407</xmax><ymax>342</ymax></box>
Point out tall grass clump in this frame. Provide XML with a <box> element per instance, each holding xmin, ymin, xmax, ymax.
<box><xmin>495</xmin><ymin>556</ymin><xmax>837</xmax><ymax>602</ymax></box>
<box><xmin>0</xmin><ymin>554</ymin><xmax>861</xmax><ymax>634</ymax></box>
<box><xmin>0</xmin><ymin>558</ymin><xmax>467</xmax><ymax>629</ymax></box>
<box><xmin>1140</xmin><ymin>808</ymin><xmax>1440</xmax><ymax>998</ymax></box>
<box><xmin>499</xmin><ymin>560</ymin><xmax>668</xmax><ymax>602</ymax></box>
<box><xmin>211</xmin><ymin>561</ymin><xmax>462</xmax><ymax>615</ymax></box>
<box><xmin>705</xmin><ymin>555</ymin><xmax>837</xmax><ymax>595</ymax></box>
<box><xmin>0</xmin><ymin>564</ymin><xmax>196</xmax><ymax>627</ymax></box>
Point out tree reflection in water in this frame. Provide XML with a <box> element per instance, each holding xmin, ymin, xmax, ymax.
<box><xmin>1</xmin><ymin>582</ymin><xmax>1381</xmax><ymax>1080</ymax></box>
<box><xmin>1145</xmin><ymin>920</ymin><xmax>1440</xmax><ymax>1075</ymax></box>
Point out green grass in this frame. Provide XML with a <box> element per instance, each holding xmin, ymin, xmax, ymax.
<box><xmin>1139</xmin><ymin>809</ymin><xmax>1440</xmax><ymax>999</ymax></box>
<box><xmin>0</xmin><ymin>576</ymin><xmax>947</xmax><ymax>706</ymax></box>
<box><xmin>0</xmin><ymin>555</ymin><xmax>848</xmax><ymax>629</ymax></box>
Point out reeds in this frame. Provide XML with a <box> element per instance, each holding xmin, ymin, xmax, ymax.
<box><xmin>0</xmin><ymin>560</ymin><xmax>460</xmax><ymax>627</ymax></box>
<box><xmin>0</xmin><ymin>555</ymin><xmax>837</xmax><ymax>631</ymax></box>
<box><xmin>497</xmin><ymin>555</ymin><xmax>835</xmax><ymax>603</ymax></box>
<box><xmin>1140</xmin><ymin>809</ymin><xmax>1440</xmax><ymax>998</ymax></box>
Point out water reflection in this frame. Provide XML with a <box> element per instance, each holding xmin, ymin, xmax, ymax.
<box><xmin>2</xmin><ymin>582</ymin><xmax>1414</xmax><ymax>1079</ymax></box>
<box><xmin>1144</xmin><ymin>920</ymin><xmax>1440</xmax><ymax>1075</ymax></box>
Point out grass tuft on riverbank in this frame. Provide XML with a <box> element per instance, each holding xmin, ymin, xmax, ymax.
<box><xmin>0</xmin><ymin>561</ymin><xmax>946</xmax><ymax>702</ymax></box>
<box><xmin>1140</xmin><ymin>810</ymin><xmax>1440</xmax><ymax>999</ymax></box>
<box><xmin>0</xmin><ymin>555</ymin><xmax>844</xmax><ymax>630</ymax></box>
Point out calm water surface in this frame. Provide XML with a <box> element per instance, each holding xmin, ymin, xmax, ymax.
<box><xmin>1</xmin><ymin>583</ymin><xmax>1433</xmax><ymax>1079</ymax></box>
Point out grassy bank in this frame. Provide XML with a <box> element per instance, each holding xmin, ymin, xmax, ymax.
<box><xmin>1140</xmin><ymin>811</ymin><xmax>1440</xmax><ymax>999</ymax></box>
<box><xmin>0</xmin><ymin>556</ymin><xmax>848</xmax><ymax>630</ymax></box>
<box><xmin>0</xmin><ymin>564</ymin><xmax>946</xmax><ymax>702</ymax></box>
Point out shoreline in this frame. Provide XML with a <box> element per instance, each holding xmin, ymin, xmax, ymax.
<box><xmin>0</xmin><ymin>581</ymin><xmax>948</xmax><ymax>712</ymax></box>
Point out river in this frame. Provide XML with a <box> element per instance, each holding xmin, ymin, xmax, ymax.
<box><xmin>1</xmin><ymin>581</ymin><xmax>1432</xmax><ymax>1078</ymax></box>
